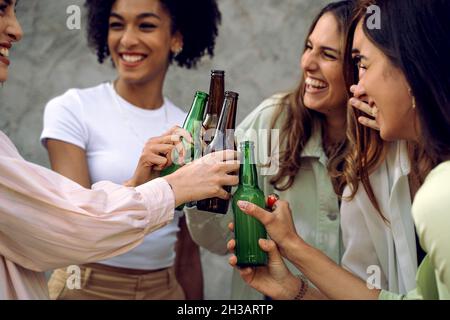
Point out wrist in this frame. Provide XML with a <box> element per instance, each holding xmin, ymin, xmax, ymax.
<box><xmin>163</xmin><ymin>174</ymin><xmax>189</xmax><ymax>207</ymax></box>
<box><xmin>282</xmin><ymin>234</ymin><xmax>308</xmax><ymax>261</ymax></box>
<box><xmin>124</xmin><ymin>179</ymin><xmax>136</xmax><ymax>188</ymax></box>
<box><xmin>291</xmin><ymin>274</ymin><xmax>309</xmax><ymax>300</ymax></box>
<box><xmin>276</xmin><ymin>273</ymin><xmax>303</xmax><ymax>300</ymax></box>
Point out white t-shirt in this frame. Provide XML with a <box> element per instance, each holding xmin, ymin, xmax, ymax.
<box><xmin>41</xmin><ymin>82</ymin><xmax>186</xmax><ymax>270</ymax></box>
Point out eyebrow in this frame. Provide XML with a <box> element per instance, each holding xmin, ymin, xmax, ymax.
<box><xmin>110</xmin><ymin>12</ymin><xmax>161</xmax><ymax>20</ymax></box>
<box><xmin>307</xmin><ymin>39</ymin><xmax>341</xmax><ymax>55</ymax></box>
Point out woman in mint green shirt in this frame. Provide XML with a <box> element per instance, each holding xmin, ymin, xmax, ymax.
<box><xmin>228</xmin><ymin>0</ymin><xmax>450</xmax><ymax>300</ymax></box>
<box><xmin>186</xmin><ymin>0</ymin><xmax>356</xmax><ymax>299</ymax></box>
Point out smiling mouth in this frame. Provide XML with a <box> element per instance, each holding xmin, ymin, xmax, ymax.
<box><xmin>0</xmin><ymin>47</ymin><xmax>10</xmax><ymax>58</ymax></box>
<box><xmin>305</xmin><ymin>77</ymin><xmax>328</xmax><ymax>93</ymax></box>
<box><xmin>119</xmin><ymin>53</ymin><xmax>147</xmax><ymax>64</ymax></box>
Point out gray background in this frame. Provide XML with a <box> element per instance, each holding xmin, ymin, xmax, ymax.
<box><xmin>0</xmin><ymin>0</ymin><xmax>330</xmax><ymax>299</ymax></box>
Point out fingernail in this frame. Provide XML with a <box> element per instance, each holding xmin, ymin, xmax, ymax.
<box><xmin>238</xmin><ymin>200</ymin><xmax>250</xmax><ymax>210</ymax></box>
<box><xmin>349</xmin><ymin>98</ymin><xmax>357</xmax><ymax>105</ymax></box>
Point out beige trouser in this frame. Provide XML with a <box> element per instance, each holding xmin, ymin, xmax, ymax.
<box><xmin>48</xmin><ymin>264</ymin><xmax>185</xmax><ymax>300</ymax></box>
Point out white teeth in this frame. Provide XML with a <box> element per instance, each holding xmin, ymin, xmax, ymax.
<box><xmin>0</xmin><ymin>47</ymin><xmax>9</xmax><ymax>58</ymax></box>
<box><xmin>305</xmin><ymin>77</ymin><xmax>327</xmax><ymax>89</ymax></box>
<box><xmin>121</xmin><ymin>54</ymin><xmax>145</xmax><ymax>63</ymax></box>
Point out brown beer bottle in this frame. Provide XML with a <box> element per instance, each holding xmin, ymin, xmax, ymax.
<box><xmin>197</xmin><ymin>91</ymin><xmax>238</xmax><ymax>214</ymax></box>
<box><xmin>203</xmin><ymin>70</ymin><xmax>225</xmax><ymax>145</ymax></box>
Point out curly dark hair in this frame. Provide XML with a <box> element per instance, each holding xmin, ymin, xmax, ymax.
<box><xmin>84</xmin><ymin>0</ymin><xmax>221</xmax><ymax>69</ymax></box>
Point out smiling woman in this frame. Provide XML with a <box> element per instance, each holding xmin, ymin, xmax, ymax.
<box><xmin>184</xmin><ymin>0</ymin><xmax>355</xmax><ymax>300</ymax></box>
<box><xmin>0</xmin><ymin>0</ymin><xmax>22</xmax><ymax>81</ymax></box>
<box><xmin>0</xmin><ymin>0</ymin><xmax>239</xmax><ymax>301</ymax></box>
<box><xmin>40</xmin><ymin>0</ymin><xmax>222</xmax><ymax>300</ymax></box>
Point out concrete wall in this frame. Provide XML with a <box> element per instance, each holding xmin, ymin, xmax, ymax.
<box><xmin>0</xmin><ymin>0</ymin><xmax>331</xmax><ymax>299</ymax></box>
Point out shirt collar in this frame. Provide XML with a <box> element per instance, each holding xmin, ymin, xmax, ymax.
<box><xmin>300</xmin><ymin>125</ymin><xmax>328</xmax><ymax>165</ymax></box>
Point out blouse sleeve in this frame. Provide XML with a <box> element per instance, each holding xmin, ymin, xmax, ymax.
<box><xmin>0</xmin><ymin>149</ymin><xmax>175</xmax><ymax>272</ymax></box>
<box><xmin>412</xmin><ymin>162</ymin><xmax>450</xmax><ymax>292</ymax></box>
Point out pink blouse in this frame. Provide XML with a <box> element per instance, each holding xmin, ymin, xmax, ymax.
<box><xmin>0</xmin><ymin>131</ymin><xmax>175</xmax><ymax>299</ymax></box>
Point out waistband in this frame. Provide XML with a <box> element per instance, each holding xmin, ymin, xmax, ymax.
<box><xmin>83</xmin><ymin>263</ymin><xmax>169</xmax><ymax>276</ymax></box>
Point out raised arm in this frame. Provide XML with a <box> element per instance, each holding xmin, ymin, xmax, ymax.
<box><xmin>0</xmin><ymin>133</ymin><xmax>239</xmax><ymax>273</ymax></box>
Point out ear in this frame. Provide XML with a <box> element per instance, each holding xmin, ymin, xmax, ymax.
<box><xmin>170</xmin><ymin>31</ymin><xmax>184</xmax><ymax>55</ymax></box>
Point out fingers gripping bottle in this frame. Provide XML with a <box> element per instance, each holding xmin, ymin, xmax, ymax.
<box><xmin>161</xmin><ymin>91</ymin><xmax>208</xmax><ymax>210</ymax></box>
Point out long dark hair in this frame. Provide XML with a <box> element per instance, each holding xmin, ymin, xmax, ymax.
<box><xmin>270</xmin><ymin>0</ymin><xmax>356</xmax><ymax>194</ymax></box>
<box><xmin>361</xmin><ymin>0</ymin><xmax>450</xmax><ymax>163</ymax></box>
<box><xmin>343</xmin><ymin>0</ymin><xmax>442</xmax><ymax>221</ymax></box>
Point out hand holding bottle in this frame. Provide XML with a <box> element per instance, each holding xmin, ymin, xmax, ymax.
<box><xmin>164</xmin><ymin>150</ymin><xmax>239</xmax><ymax>207</ymax></box>
<box><xmin>236</xmin><ymin>199</ymin><xmax>306</xmax><ymax>261</ymax></box>
<box><xmin>227</xmin><ymin>222</ymin><xmax>300</xmax><ymax>300</ymax></box>
<box><xmin>125</xmin><ymin>126</ymin><xmax>192</xmax><ymax>187</ymax></box>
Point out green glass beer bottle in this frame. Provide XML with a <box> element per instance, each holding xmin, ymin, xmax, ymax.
<box><xmin>203</xmin><ymin>70</ymin><xmax>225</xmax><ymax>145</ymax></box>
<box><xmin>197</xmin><ymin>91</ymin><xmax>238</xmax><ymax>214</ymax></box>
<box><xmin>161</xmin><ymin>91</ymin><xmax>208</xmax><ymax>209</ymax></box>
<box><xmin>232</xmin><ymin>141</ymin><xmax>267</xmax><ymax>267</ymax></box>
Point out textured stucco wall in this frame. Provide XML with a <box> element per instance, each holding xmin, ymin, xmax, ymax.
<box><xmin>0</xmin><ymin>0</ymin><xmax>331</xmax><ymax>299</ymax></box>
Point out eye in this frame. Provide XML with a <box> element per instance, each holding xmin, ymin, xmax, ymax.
<box><xmin>0</xmin><ymin>4</ymin><xmax>8</xmax><ymax>15</ymax></box>
<box><xmin>358</xmin><ymin>62</ymin><xmax>367</xmax><ymax>70</ymax></box>
<box><xmin>109</xmin><ymin>22</ymin><xmax>123</xmax><ymax>30</ymax></box>
<box><xmin>140</xmin><ymin>23</ymin><xmax>157</xmax><ymax>31</ymax></box>
<box><xmin>304</xmin><ymin>43</ymin><xmax>312</xmax><ymax>51</ymax></box>
<box><xmin>323</xmin><ymin>51</ymin><xmax>337</xmax><ymax>60</ymax></box>
<box><xmin>353</xmin><ymin>55</ymin><xmax>367</xmax><ymax>70</ymax></box>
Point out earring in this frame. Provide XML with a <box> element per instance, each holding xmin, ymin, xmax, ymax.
<box><xmin>173</xmin><ymin>47</ymin><xmax>183</xmax><ymax>57</ymax></box>
<box><xmin>409</xmin><ymin>88</ymin><xmax>416</xmax><ymax>109</ymax></box>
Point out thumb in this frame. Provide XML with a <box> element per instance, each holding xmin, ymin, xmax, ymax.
<box><xmin>258</xmin><ymin>239</ymin><xmax>283</xmax><ymax>262</ymax></box>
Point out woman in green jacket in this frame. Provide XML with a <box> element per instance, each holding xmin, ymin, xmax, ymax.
<box><xmin>186</xmin><ymin>0</ymin><xmax>355</xmax><ymax>299</ymax></box>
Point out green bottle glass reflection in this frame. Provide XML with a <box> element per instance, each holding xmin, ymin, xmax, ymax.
<box><xmin>232</xmin><ymin>141</ymin><xmax>267</xmax><ymax>267</ymax></box>
<box><xmin>161</xmin><ymin>91</ymin><xmax>208</xmax><ymax>210</ymax></box>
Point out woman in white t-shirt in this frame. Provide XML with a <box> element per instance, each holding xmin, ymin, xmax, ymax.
<box><xmin>41</xmin><ymin>0</ymin><xmax>221</xmax><ymax>300</ymax></box>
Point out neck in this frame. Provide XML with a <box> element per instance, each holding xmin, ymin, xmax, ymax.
<box><xmin>324</xmin><ymin>109</ymin><xmax>347</xmax><ymax>145</ymax></box>
<box><xmin>114</xmin><ymin>78</ymin><xmax>165</xmax><ymax>110</ymax></box>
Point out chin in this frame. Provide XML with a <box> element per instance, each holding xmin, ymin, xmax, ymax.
<box><xmin>379</xmin><ymin>128</ymin><xmax>398</xmax><ymax>142</ymax></box>
<box><xmin>119</xmin><ymin>74</ymin><xmax>147</xmax><ymax>85</ymax></box>
<box><xmin>0</xmin><ymin>70</ymin><xmax>8</xmax><ymax>82</ymax></box>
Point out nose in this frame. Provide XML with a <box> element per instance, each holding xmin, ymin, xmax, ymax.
<box><xmin>120</xmin><ymin>26</ymin><xmax>139</xmax><ymax>49</ymax></box>
<box><xmin>301</xmin><ymin>50</ymin><xmax>319</xmax><ymax>73</ymax></box>
<box><xmin>7</xmin><ymin>12</ymin><xmax>23</xmax><ymax>42</ymax></box>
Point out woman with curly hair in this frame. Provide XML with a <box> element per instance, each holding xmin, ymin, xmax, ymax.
<box><xmin>41</xmin><ymin>0</ymin><xmax>221</xmax><ymax>300</ymax></box>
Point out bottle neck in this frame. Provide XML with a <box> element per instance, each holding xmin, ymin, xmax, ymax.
<box><xmin>239</xmin><ymin>146</ymin><xmax>259</xmax><ymax>187</ymax></box>
<box><xmin>185</xmin><ymin>93</ymin><xmax>208</xmax><ymax>128</ymax></box>
<box><xmin>216</xmin><ymin>95</ymin><xmax>235</xmax><ymax>132</ymax></box>
<box><xmin>206</xmin><ymin>75</ymin><xmax>225</xmax><ymax>115</ymax></box>
<box><xmin>206</xmin><ymin>94</ymin><xmax>237</xmax><ymax>152</ymax></box>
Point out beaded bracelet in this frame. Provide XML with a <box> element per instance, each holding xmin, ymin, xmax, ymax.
<box><xmin>293</xmin><ymin>274</ymin><xmax>309</xmax><ymax>300</ymax></box>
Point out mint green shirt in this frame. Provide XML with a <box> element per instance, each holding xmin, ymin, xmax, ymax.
<box><xmin>379</xmin><ymin>161</ymin><xmax>450</xmax><ymax>300</ymax></box>
<box><xmin>186</xmin><ymin>93</ymin><xmax>343</xmax><ymax>299</ymax></box>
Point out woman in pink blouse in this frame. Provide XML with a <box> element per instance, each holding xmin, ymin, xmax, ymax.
<box><xmin>0</xmin><ymin>0</ymin><xmax>238</xmax><ymax>299</ymax></box>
